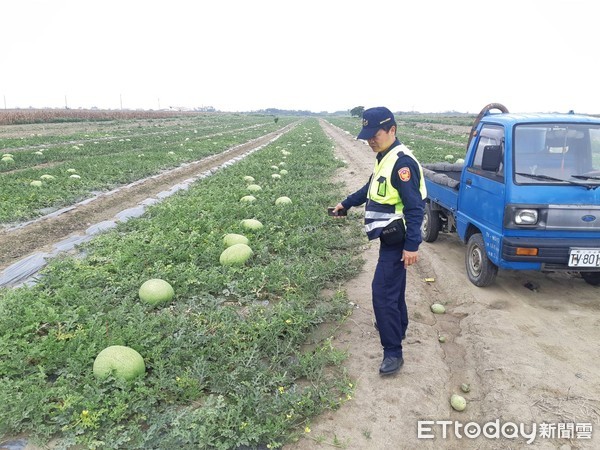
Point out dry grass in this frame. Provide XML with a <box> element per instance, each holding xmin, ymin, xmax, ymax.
<box><xmin>0</xmin><ymin>108</ymin><xmax>196</xmax><ymax>125</ymax></box>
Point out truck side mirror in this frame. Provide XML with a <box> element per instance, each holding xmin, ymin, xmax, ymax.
<box><xmin>481</xmin><ymin>145</ymin><xmax>503</xmax><ymax>172</ymax></box>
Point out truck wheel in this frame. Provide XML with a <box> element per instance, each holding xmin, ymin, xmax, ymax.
<box><xmin>421</xmin><ymin>202</ymin><xmax>441</xmax><ymax>243</ymax></box>
<box><xmin>581</xmin><ymin>272</ymin><xmax>600</xmax><ymax>286</ymax></box>
<box><xmin>467</xmin><ymin>103</ymin><xmax>509</xmax><ymax>150</ymax></box>
<box><xmin>466</xmin><ymin>233</ymin><xmax>498</xmax><ymax>287</ymax></box>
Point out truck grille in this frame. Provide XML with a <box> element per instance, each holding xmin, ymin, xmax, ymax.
<box><xmin>546</xmin><ymin>205</ymin><xmax>600</xmax><ymax>230</ymax></box>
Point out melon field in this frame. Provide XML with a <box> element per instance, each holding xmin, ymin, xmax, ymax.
<box><xmin>0</xmin><ymin>113</ymin><xmax>294</xmax><ymax>224</ymax></box>
<box><xmin>1</xmin><ymin>112</ymin><xmax>599</xmax><ymax>449</ymax></box>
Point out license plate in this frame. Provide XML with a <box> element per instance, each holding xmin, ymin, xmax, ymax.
<box><xmin>569</xmin><ymin>248</ymin><xmax>600</xmax><ymax>267</ymax></box>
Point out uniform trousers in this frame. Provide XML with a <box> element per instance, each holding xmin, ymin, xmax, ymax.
<box><xmin>372</xmin><ymin>239</ymin><xmax>408</xmax><ymax>358</ymax></box>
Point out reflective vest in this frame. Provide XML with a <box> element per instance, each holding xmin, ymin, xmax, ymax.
<box><xmin>364</xmin><ymin>144</ymin><xmax>427</xmax><ymax>240</ymax></box>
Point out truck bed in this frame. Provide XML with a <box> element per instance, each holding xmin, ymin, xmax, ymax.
<box><xmin>422</xmin><ymin>162</ymin><xmax>463</xmax><ymax>212</ymax></box>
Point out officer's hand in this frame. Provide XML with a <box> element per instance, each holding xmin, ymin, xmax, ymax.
<box><xmin>330</xmin><ymin>203</ymin><xmax>347</xmax><ymax>218</ymax></box>
<box><xmin>332</xmin><ymin>203</ymin><xmax>345</xmax><ymax>214</ymax></box>
<box><xmin>402</xmin><ymin>250</ymin><xmax>418</xmax><ymax>268</ymax></box>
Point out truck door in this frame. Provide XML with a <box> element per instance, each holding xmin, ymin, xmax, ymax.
<box><xmin>459</xmin><ymin>124</ymin><xmax>506</xmax><ymax>260</ymax></box>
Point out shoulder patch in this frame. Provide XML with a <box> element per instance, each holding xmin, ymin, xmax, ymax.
<box><xmin>398</xmin><ymin>167</ymin><xmax>411</xmax><ymax>182</ymax></box>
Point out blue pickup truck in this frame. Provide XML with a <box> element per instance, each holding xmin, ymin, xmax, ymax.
<box><xmin>421</xmin><ymin>103</ymin><xmax>600</xmax><ymax>287</ymax></box>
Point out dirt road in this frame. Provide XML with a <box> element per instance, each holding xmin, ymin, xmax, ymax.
<box><xmin>285</xmin><ymin>121</ymin><xmax>600</xmax><ymax>449</ymax></box>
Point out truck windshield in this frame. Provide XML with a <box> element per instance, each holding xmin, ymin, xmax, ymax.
<box><xmin>513</xmin><ymin>123</ymin><xmax>600</xmax><ymax>184</ymax></box>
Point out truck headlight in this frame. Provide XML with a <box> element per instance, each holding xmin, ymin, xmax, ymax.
<box><xmin>514</xmin><ymin>209</ymin><xmax>538</xmax><ymax>225</ymax></box>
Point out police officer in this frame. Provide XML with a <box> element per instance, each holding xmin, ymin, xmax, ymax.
<box><xmin>333</xmin><ymin>106</ymin><xmax>426</xmax><ymax>376</ymax></box>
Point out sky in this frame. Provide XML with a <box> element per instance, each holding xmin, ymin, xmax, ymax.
<box><xmin>1</xmin><ymin>0</ymin><xmax>599</xmax><ymax>114</ymax></box>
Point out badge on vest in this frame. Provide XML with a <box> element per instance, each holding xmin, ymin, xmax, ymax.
<box><xmin>376</xmin><ymin>176</ymin><xmax>386</xmax><ymax>196</ymax></box>
<box><xmin>398</xmin><ymin>167</ymin><xmax>411</xmax><ymax>182</ymax></box>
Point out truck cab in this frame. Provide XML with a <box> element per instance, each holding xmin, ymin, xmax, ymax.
<box><xmin>423</xmin><ymin>105</ymin><xmax>600</xmax><ymax>286</ymax></box>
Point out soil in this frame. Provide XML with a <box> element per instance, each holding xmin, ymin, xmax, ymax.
<box><xmin>285</xmin><ymin>121</ymin><xmax>600</xmax><ymax>450</ymax></box>
<box><xmin>2</xmin><ymin>120</ymin><xmax>599</xmax><ymax>449</ymax></box>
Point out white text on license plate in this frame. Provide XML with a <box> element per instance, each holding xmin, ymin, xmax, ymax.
<box><xmin>569</xmin><ymin>248</ymin><xmax>600</xmax><ymax>267</ymax></box>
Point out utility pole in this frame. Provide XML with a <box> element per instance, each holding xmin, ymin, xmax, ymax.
<box><xmin>3</xmin><ymin>95</ymin><xmax>6</xmax><ymax>110</ymax></box>
<box><xmin>120</xmin><ymin>94</ymin><xmax>123</xmax><ymax>110</ymax></box>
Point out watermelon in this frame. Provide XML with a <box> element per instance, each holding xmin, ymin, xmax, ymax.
<box><xmin>93</xmin><ymin>345</ymin><xmax>146</xmax><ymax>381</ymax></box>
<box><xmin>430</xmin><ymin>303</ymin><xmax>446</xmax><ymax>314</ymax></box>
<box><xmin>220</xmin><ymin>243</ymin><xmax>253</xmax><ymax>266</ymax></box>
<box><xmin>138</xmin><ymin>279</ymin><xmax>175</xmax><ymax>306</ymax></box>
<box><xmin>241</xmin><ymin>219</ymin><xmax>263</xmax><ymax>230</ymax></box>
<box><xmin>240</xmin><ymin>195</ymin><xmax>257</xmax><ymax>203</ymax></box>
<box><xmin>223</xmin><ymin>233</ymin><xmax>249</xmax><ymax>247</ymax></box>
<box><xmin>275</xmin><ymin>196</ymin><xmax>292</xmax><ymax>206</ymax></box>
<box><xmin>450</xmin><ymin>394</ymin><xmax>466</xmax><ymax>411</ymax></box>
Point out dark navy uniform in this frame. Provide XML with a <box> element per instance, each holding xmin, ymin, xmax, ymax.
<box><xmin>341</xmin><ymin>138</ymin><xmax>426</xmax><ymax>360</ymax></box>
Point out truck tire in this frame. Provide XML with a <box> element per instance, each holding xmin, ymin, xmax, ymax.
<box><xmin>421</xmin><ymin>202</ymin><xmax>441</xmax><ymax>243</ymax></box>
<box><xmin>581</xmin><ymin>272</ymin><xmax>600</xmax><ymax>286</ymax></box>
<box><xmin>466</xmin><ymin>233</ymin><xmax>498</xmax><ymax>287</ymax></box>
<box><xmin>467</xmin><ymin>103</ymin><xmax>509</xmax><ymax>150</ymax></box>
